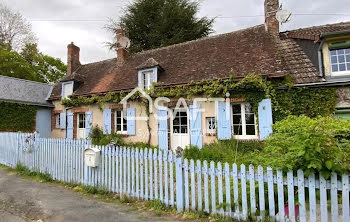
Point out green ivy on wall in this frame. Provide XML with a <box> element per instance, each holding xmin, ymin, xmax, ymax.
<box><xmin>60</xmin><ymin>73</ymin><xmax>338</xmax><ymax>120</ymax></box>
<box><xmin>0</xmin><ymin>101</ymin><xmax>37</xmax><ymax>132</ymax></box>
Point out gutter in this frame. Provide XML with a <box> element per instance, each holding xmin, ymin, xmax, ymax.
<box><xmin>277</xmin><ymin>79</ymin><xmax>350</xmax><ymax>89</ymax></box>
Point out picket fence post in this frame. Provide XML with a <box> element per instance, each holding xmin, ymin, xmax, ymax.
<box><xmin>175</xmin><ymin>148</ymin><xmax>184</xmax><ymax>212</ymax></box>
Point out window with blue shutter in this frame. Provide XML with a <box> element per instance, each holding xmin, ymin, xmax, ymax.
<box><xmin>103</xmin><ymin>109</ymin><xmax>112</xmax><ymax>134</ymax></box>
<box><xmin>217</xmin><ymin>102</ymin><xmax>232</xmax><ymax>140</ymax></box>
<box><xmin>85</xmin><ymin>112</ymin><xmax>92</xmax><ymax>138</ymax></box>
<box><xmin>158</xmin><ymin>107</ymin><xmax>168</xmax><ymax>150</ymax></box>
<box><xmin>67</xmin><ymin>112</ymin><xmax>74</xmax><ymax>139</ymax></box>
<box><xmin>127</xmin><ymin>108</ymin><xmax>136</xmax><ymax>135</ymax></box>
<box><xmin>258</xmin><ymin>99</ymin><xmax>273</xmax><ymax>140</ymax></box>
<box><xmin>190</xmin><ymin>104</ymin><xmax>202</xmax><ymax>148</ymax></box>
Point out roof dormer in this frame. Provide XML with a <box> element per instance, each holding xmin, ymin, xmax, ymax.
<box><xmin>137</xmin><ymin>58</ymin><xmax>163</xmax><ymax>90</ymax></box>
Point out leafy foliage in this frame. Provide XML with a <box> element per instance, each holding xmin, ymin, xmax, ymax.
<box><xmin>107</xmin><ymin>0</ymin><xmax>214</xmax><ymax>53</ymax></box>
<box><xmin>89</xmin><ymin>126</ymin><xmax>124</xmax><ymax>146</ymax></box>
<box><xmin>183</xmin><ymin>139</ymin><xmax>263</xmax><ymax>166</ymax></box>
<box><xmin>0</xmin><ymin>101</ymin><xmax>37</xmax><ymax>132</ymax></box>
<box><xmin>261</xmin><ymin>116</ymin><xmax>350</xmax><ymax>177</ymax></box>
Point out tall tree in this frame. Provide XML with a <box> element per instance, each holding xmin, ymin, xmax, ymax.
<box><xmin>107</xmin><ymin>0</ymin><xmax>214</xmax><ymax>53</ymax></box>
<box><xmin>0</xmin><ymin>3</ymin><xmax>36</xmax><ymax>51</ymax></box>
<box><xmin>21</xmin><ymin>43</ymin><xmax>66</xmax><ymax>83</ymax></box>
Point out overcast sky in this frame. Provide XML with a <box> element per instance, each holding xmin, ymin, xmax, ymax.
<box><xmin>1</xmin><ymin>0</ymin><xmax>350</xmax><ymax>64</ymax></box>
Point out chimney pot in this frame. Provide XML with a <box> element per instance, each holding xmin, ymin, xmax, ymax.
<box><xmin>116</xmin><ymin>28</ymin><xmax>129</xmax><ymax>64</ymax></box>
<box><xmin>67</xmin><ymin>42</ymin><xmax>80</xmax><ymax>75</ymax></box>
<box><xmin>264</xmin><ymin>0</ymin><xmax>280</xmax><ymax>36</ymax></box>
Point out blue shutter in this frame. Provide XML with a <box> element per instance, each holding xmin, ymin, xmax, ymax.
<box><xmin>60</xmin><ymin>112</ymin><xmax>66</xmax><ymax>129</ymax></box>
<box><xmin>103</xmin><ymin>109</ymin><xmax>112</xmax><ymax>134</ymax></box>
<box><xmin>67</xmin><ymin>112</ymin><xmax>73</xmax><ymax>139</ymax></box>
<box><xmin>138</xmin><ymin>71</ymin><xmax>142</xmax><ymax>88</ymax></box>
<box><xmin>217</xmin><ymin>102</ymin><xmax>232</xmax><ymax>140</ymax></box>
<box><xmin>190</xmin><ymin>104</ymin><xmax>202</xmax><ymax>148</ymax></box>
<box><xmin>258</xmin><ymin>99</ymin><xmax>273</xmax><ymax>140</ymax></box>
<box><xmin>127</xmin><ymin>108</ymin><xmax>136</xmax><ymax>135</ymax></box>
<box><xmin>158</xmin><ymin>107</ymin><xmax>168</xmax><ymax>150</ymax></box>
<box><xmin>85</xmin><ymin>112</ymin><xmax>92</xmax><ymax>138</ymax></box>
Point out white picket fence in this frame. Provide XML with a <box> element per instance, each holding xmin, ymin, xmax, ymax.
<box><xmin>0</xmin><ymin>132</ymin><xmax>349</xmax><ymax>222</ymax></box>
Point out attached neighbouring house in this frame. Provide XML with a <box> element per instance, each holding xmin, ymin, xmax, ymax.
<box><xmin>0</xmin><ymin>75</ymin><xmax>53</xmax><ymax>137</ymax></box>
<box><xmin>48</xmin><ymin>0</ymin><xmax>350</xmax><ymax>150</ymax></box>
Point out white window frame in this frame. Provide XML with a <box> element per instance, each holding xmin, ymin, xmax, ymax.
<box><xmin>138</xmin><ymin>67</ymin><xmax>158</xmax><ymax>89</ymax></box>
<box><xmin>55</xmin><ymin>114</ymin><xmax>60</xmax><ymax>129</ymax></box>
<box><xmin>329</xmin><ymin>47</ymin><xmax>350</xmax><ymax>76</ymax></box>
<box><xmin>115</xmin><ymin>110</ymin><xmax>128</xmax><ymax>134</ymax></box>
<box><xmin>231</xmin><ymin>103</ymin><xmax>258</xmax><ymax>140</ymax></box>
<box><xmin>62</xmin><ymin>81</ymin><xmax>74</xmax><ymax>98</ymax></box>
<box><xmin>206</xmin><ymin>117</ymin><xmax>216</xmax><ymax>134</ymax></box>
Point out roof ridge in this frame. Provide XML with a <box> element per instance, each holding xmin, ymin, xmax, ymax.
<box><xmin>0</xmin><ymin>75</ymin><xmax>53</xmax><ymax>86</ymax></box>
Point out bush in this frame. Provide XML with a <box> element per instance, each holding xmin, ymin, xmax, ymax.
<box><xmin>260</xmin><ymin>116</ymin><xmax>350</xmax><ymax>177</ymax></box>
<box><xmin>183</xmin><ymin>139</ymin><xmax>263</xmax><ymax>166</ymax></box>
<box><xmin>89</xmin><ymin>126</ymin><xmax>124</xmax><ymax>146</ymax></box>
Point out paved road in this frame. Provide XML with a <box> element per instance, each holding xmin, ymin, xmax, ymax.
<box><xmin>0</xmin><ymin>168</ymin><xmax>183</xmax><ymax>222</ymax></box>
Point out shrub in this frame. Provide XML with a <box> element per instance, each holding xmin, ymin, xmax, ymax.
<box><xmin>89</xmin><ymin>126</ymin><xmax>124</xmax><ymax>146</ymax></box>
<box><xmin>183</xmin><ymin>139</ymin><xmax>263</xmax><ymax>166</ymax></box>
<box><xmin>260</xmin><ymin>116</ymin><xmax>350</xmax><ymax>177</ymax></box>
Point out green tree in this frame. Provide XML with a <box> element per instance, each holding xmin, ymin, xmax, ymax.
<box><xmin>21</xmin><ymin>43</ymin><xmax>66</xmax><ymax>83</ymax></box>
<box><xmin>107</xmin><ymin>0</ymin><xmax>214</xmax><ymax>53</ymax></box>
<box><xmin>0</xmin><ymin>45</ymin><xmax>40</xmax><ymax>81</ymax></box>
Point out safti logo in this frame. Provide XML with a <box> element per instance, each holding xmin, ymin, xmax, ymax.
<box><xmin>120</xmin><ymin>87</ymin><xmax>231</xmax><ymax>120</ymax></box>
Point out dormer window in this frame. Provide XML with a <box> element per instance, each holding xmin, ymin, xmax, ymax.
<box><xmin>142</xmin><ymin>70</ymin><xmax>155</xmax><ymax>90</ymax></box>
<box><xmin>62</xmin><ymin>81</ymin><xmax>74</xmax><ymax>98</ymax></box>
<box><xmin>329</xmin><ymin>41</ymin><xmax>350</xmax><ymax>76</ymax></box>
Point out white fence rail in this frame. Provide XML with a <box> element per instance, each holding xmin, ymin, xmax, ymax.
<box><xmin>0</xmin><ymin>132</ymin><xmax>349</xmax><ymax>222</ymax></box>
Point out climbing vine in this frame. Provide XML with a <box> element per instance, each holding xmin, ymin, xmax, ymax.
<box><xmin>0</xmin><ymin>101</ymin><xmax>37</xmax><ymax>132</ymax></box>
<box><xmin>61</xmin><ymin>73</ymin><xmax>337</xmax><ymax>120</ymax></box>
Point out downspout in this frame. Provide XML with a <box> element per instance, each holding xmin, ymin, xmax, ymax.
<box><xmin>318</xmin><ymin>38</ymin><xmax>326</xmax><ymax>77</ymax></box>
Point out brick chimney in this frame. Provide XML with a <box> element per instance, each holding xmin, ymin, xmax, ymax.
<box><xmin>264</xmin><ymin>0</ymin><xmax>280</xmax><ymax>36</ymax></box>
<box><xmin>67</xmin><ymin>42</ymin><xmax>80</xmax><ymax>75</ymax></box>
<box><xmin>116</xmin><ymin>28</ymin><xmax>129</xmax><ymax>64</ymax></box>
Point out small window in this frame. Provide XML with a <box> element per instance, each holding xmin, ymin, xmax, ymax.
<box><xmin>62</xmin><ymin>82</ymin><xmax>74</xmax><ymax>98</ymax></box>
<box><xmin>78</xmin><ymin>114</ymin><xmax>86</xmax><ymax>129</ymax></box>
<box><xmin>232</xmin><ymin>103</ymin><xmax>257</xmax><ymax>139</ymax></box>
<box><xmin>55</xmin><ymin>114</ymin><xmax>61</xmax><ymax>128</ymax></box>
<box><xmin>206</xmin><ymin>117</ymin><xmax>216</xmax><ymax>134</ymax></box>
<box><xmin>142</xmin><ymin>70</ymin><xmax>154</xmax><ymax>89</ymax></box>
<box><xmin>330</xmin><ymin>48</ymin><xmax>350</xmax><ymax>75</ymax></box>
<box><xmin>115</xmin><ymin>110</ymin><xmax>127</xmax><ymax>134</ymax></box>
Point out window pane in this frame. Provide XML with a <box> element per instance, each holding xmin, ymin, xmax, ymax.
<box><xmin>180</xmin><ymin>117</ymin><xmax>187</xmax><ymax>125</ymax></box>
<box><xmin>339</xmin><ymin>64</ymin><xmax>346</xmax><ymax>71</ymax></box>
<box><xmin>232</xmin><ymin>115</ymin><xmax>242</xmax><ymax>124</ymax></box>
<box><xmin>244</xmin><ymin>104</ymin><xmax>253</xmax><ymax>113</ymax></box>
<box><xmin>181</xmin><ymin>126</ymin><xmax>188</xmax><ymax>134</ymax></box>
<box><xmin>245</xmin><ymin>114</ymin><xmax>255</xmax><ymax>124</ymax></box>
<box><xmin>338</xmin><ymin>49</ymin><xmax>345</xmax><ymax>55</ymax></box>
<box><xmin>338</xmin><ymin>55</ymin><xmax>345</xmax><ymax>63</ymax></box>
<box><xmin>347</xmin><ymin>63</ymin><xmax>350</xmax><ymax>71</ymax></box>
<box><xmin>173</xmin><ymin>118</ymin><xmax>180</xmax><ymax>126</ymax></box>
<box><xmin>232</xmin><ymin>104</ymin><xmax>241</xmax><ymax>114</ymax></box>
<box><xmin>233</xmin><ymin>125</ymin><xmax>242</xmax><ymax>135</ymax></box>
<box><xmin>330</xmin><ymin>50</ymin><xmax>337</xmax><ymax>56</ymax></box>
<box><xmin>345</xmin><ymin>48</ymin><xmax>350</xmax><ymax>54</ymax></box>
<box><xmin>173</xmin><ymin>126</ymin><xmax>180</xmax><ymax>133</ymax></box>
<box><xmin>117</xmin><ymin>125</ymin><xmax>121</xmax><ymax>131</ymax></box>
<box><xmin>246</xmin><ymin>125</ymin><xmax>256</xmax><ymax>135</ymax></box>
<box><xmin>346</xmin><ymin>55</ymin><xmax>350</xmax><ymax>62</ymax></box>
<box><xmin>331</xmin><ymin>56</ymin><xmax>338</xmax><ymax>64</ymax></box>
<box><xmin>116</xmin><ymin>117</ymin><xmax>121</xmax><ymax>125</ymax></box>
<box><xmin>332</xmin><ymin>65</ymin><xmax>339</xmax><ymax>72</ymax></box>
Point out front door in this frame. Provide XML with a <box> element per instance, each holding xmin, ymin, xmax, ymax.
<box><xmin>171</xmin><ymin>109</ymin><xmax>190</xmax><ymax>150</ymax></box>
<box><xmin>77</xmin><ymin>113</ymin><xmax>86</xmax><ymax>139</ymax></box>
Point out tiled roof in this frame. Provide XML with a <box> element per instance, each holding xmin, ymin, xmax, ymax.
<box><xmin>280</xmin><ymin>22</ymin><xmax>350</xmax><ymax>41</ymax></box>
<box><xmin>50</xmin><ymin>25</ymin><xmax>286</xmax><ymax>99</ymax></box>
<box><xmin>0</xmin><ymin>75</ymin><xmax>53</xmax><ymax>107</ymax></box>
<box><xmin>50</xmin><ymin>21</ymin><xmax>350</xmax><ymax>100</ymax></box>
